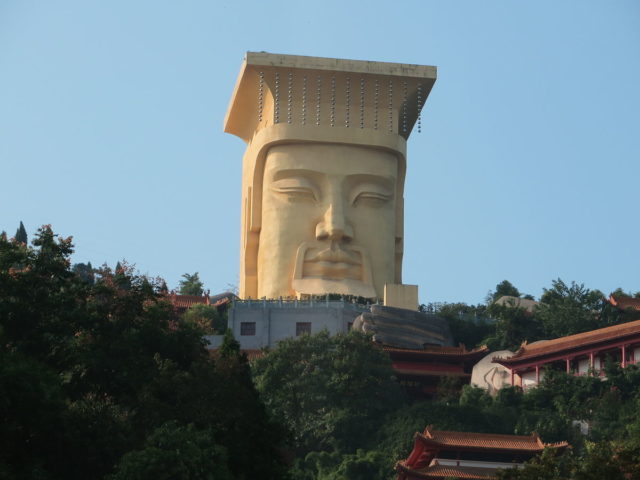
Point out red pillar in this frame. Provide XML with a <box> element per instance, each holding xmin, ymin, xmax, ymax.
<box><xmin>511</xmin><ymin>369</ymin><xmax>515</xmax><ymax>386</ymax></box>
<box><xmin>621</xmin><ymin>345</ymin><xmax>627</xmax><ymax>368</ymax></box>
<box><xmin>535</xmin><ymin>365</ymin><xmax>540</xmax><ymax>384</ymax></box>
<box><xmin>566</xmin><ymin>358</ymin><xmax>571</xmax><ymax>373</ymax></box>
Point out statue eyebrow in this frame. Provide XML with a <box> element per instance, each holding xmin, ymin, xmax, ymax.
<box><xmin>345</xmin><ymin>174</ymin><xmax>394</xmax><ymax>191</ymax></box>
<box><xmin>271</xmin><ymin>169</ymin><xmax>323</xmax><ymax>182</ymax></box>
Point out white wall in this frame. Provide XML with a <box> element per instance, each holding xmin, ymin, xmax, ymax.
<box><xmin>228</xmin><ymin>301</ymin><xmax>364</xmax><ymax>349</ymax></box>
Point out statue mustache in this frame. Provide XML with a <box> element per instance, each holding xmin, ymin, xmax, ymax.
<box><xmin>305</xmin><ymin>245</ymin><xmax>361</xmax><ymax>265</ymax></box>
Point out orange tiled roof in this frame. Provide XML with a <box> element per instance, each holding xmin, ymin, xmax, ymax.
<box><xmin>167</xmin><ymin>292</ymin><xmax>236</xmax><ymax>310</ymax></box>
<box><xmin>417</xmin><ymin>427</ymin><xmax>567</xmax><ymax>452</ymax></box>
<box><xmin>494</xmin><ymin>319</ymin><xmax>640</xmax><ymax>364</ymax></box>
<box><xmin>397</xmin><ymin>461</ymin><xmax>496</xmax><ymax>479</ymax></box>
<box><xmin>383</xmin><ymin>345</ymin><xmax>489</xmax><ymax>357</ymax></box>
<box><xmin>170</xmin><ymin>294</ymin><xmax>210</xmax><ymax>308</ymax></box>
<box><xmin>609</xmin><ymin>295</ymin><xmax>640</xmax><ymax>311</ymax></box>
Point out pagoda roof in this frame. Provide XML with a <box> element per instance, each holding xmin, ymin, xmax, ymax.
<box><xmin>493</xmin><ymin>319</ymin><xmax>640</xmax><ymax>365</ymax></box>
<box><xmin>609</xmin><ymin>295</ymin><xmax>640</xmax><ymax>311</ymax></box>
<box><xmin>167</xmin><ymin>292</ymin><xmax>236</xmax><ymax>310</ymax></box>
<box><xmin>383</xmin><ymin>344</ymin><xmax>489</xmax><ymax>360</ymax></box>
<box><xmin>397</xmin><ymin>428</ymin><xmax>568</xmax><ymax>479</ymax></box>
<box><xmin>397</xmin><ymin>461</ymin><xmax>496</xmax><ymax>479</ymax></box>
<box><xmin>415</xmin><ymin>427</ymin><xmax>568</xmax><ymax>453</ymax></box>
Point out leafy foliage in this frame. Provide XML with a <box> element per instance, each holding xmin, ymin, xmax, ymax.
<box><xmin>423</xmin><ymin>302</ymin><xmax>493</xmax><ymax>350</ymax></box>
<box><xmin>109</xmin><ymin>422</ymin><xmax>233</xmax><ymax>480</ymax></box>
<box><xmin>179</xmin><ymin>272</ymin><xmax>204</xmax><ymax>296</ymax></box>
<box><xmin>252</xmin><ymin>330</ymin><xmax>406</xmax><ymax>455</ymax></box>
<box><xmin>491</xmin><ymin>279</ymin><xmax>521</xmax><ymax>302</ymax></box>
<box><xmin>537</xmin><ymin>279</ymin><xmax>606</xmax><ymax>338</ymax></box>
<box><xmin>483</xmin><ymin>301</ymin><xmax>542</xmax><ymax>351</ymax></box>
<box><xmin>72</xmin><ymin>261</ymin><xmax>95</xmax><ymax>284</ymax></box>
<box><xmin>181</xmin><ymin>304</ymin><xmax>227</xmax><ymax>334</ymax></box>
<box><xmin>0</xmin><ymin>227</ymin><xmax>287</xmax><ymax>479</ymax></box>
<box><xmin>14</xmin><ymin>221</ymin><xmax>27</xmax><ymax>244</ymax></box>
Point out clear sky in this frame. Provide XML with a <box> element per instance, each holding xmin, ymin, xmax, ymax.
<box><xmin>1</xmin><ymin>1</ymin><xmax>638</xmax><ymax>304</ymax></box>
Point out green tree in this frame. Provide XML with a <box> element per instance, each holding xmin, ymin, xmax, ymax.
<box><xmin>537</xmin><ymin>279</ymin><xmax>604</xmax><ymax>338</ymax></box>
<box><xmin>252</xmin><ymin>330</ymin><xmax>405</xmax><ymax>455</ymax></box>
<box><xmin>0</xmin><ymin>226</ymin><xmax>288</xmax><ymax>480</ymax></box>
<box><xmin>293</xmin><ymin>449</ymin><xmax>390</xmax><ymax>480</ymax></box>
<box><xmin>72</xmin><ymin>261</ymin><xmax>95</xmax><ymax>285</ymax></box>
<box><xmin>483</xmin><ymin>301</ymin><xmax>543</xmax><ymax>350</ymax></box>
<box><xmin>491</xmin><ymin>280</ymin><xmax>521</xmax><ymax>302</ymax></box>
<box><xmin>182</xmin><ymin>304</ymin><xmax>226</xmax><ymax>334</ymax></box>
<box><xmin>218</xmin><ymin>328</ymin><xmax>240</xmax><ymax>358</ymax></box>
<box><xmin>109</xmin><ymin>422</ymin><xmax>233</xmax><ymax>480</ymax></box>
<box><xmin>179</xmin><ymin>272</ymin><xmax>204</xmax><ymax>296</ymax></box>
<box><xmin>14</xmin><ymin>220</ymin><xmax>27</xmax><ymax>244</ymax></box>
<box><xmin>425</xmin><ymin>302</ymin><xmax>493</xmax><ymax>349</ymax></box>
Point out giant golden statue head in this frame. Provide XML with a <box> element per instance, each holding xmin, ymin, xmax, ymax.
<box><xmin>224</xmin><ymin>53</ymin><xmax>436</xmax><ymax>300</ymax></box>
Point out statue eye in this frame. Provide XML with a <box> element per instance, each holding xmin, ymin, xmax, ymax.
<box><xmin>272</xmin><ymin>178</ymin><xmax>317</xmax><ymax>201</ymax></box>
<box><xmin>352</xmin><ymin>185</ymin><xmax>392</xmax><ymax>207</ymax></box>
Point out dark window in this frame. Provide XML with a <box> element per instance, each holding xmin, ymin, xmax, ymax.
<box><xmin>296</xmin><ymin>322</ymin><xmax>312</xmax><ymax>336</ymax></box>
<box><xmin>240</xmin><ymin>322</ymin><xmax>256</xmax><ymax>336</ymax></box>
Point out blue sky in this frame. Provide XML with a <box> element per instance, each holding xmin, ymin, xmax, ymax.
<box><xmin>1</xmin><ymin>1</ymin><xmax>638</xmax><ymax>304</ymax></box>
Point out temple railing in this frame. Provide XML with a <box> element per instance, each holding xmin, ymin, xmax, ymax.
<box><xmin>232</xmin><ymin>298</ymin><xmax>372</xmax><ymax>312</ymax></box>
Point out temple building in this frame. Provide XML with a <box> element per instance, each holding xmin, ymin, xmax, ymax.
<box><xmin>384</xmin><ymin>345</ymin><xmax>488</xmax><ymax>397</ymax></box>
<box><xmin>608</xmin><ymin>294</ymin><xmax>640</xmax><ymax>320</ymax></box>
<box><xmin>493</xmin><ymin>318</ymin><xmax>640</xmax><ymax>389</ymax></box>
<box><xmin>167</xmin><ymin>291</ymin><xmax>236</xmax><ymax>316</ymax></box>
<box><xmin>396</xmin><ymin>426</ymin><xmax>568</xmax><ymax>479</ymax></box>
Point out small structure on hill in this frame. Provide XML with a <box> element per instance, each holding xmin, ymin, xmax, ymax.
<box><xmin>396</xmin><ymin>426</ymin><xmax>568</xmax><ymax>479</ymax></box>
<box><xmin>493</xmin><ymin>295</ymin><xmax>537</xmax><ymax>313</ymax></box>
<box><xmin>493</xmin><ymin>319</ymin><xmax>640</xmax><ymax>389</ymax></box>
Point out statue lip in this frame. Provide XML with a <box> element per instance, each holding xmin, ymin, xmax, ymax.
<box><xmin>304</xmin><ymin>245</ymin><xmax>361</xmax><ymax>266</ymax></box>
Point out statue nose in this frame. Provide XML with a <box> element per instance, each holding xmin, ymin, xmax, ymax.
<box><xmin>316</xmin><ymin>203</ymin><xmax>353</xmax><ymax>242</ymax></box>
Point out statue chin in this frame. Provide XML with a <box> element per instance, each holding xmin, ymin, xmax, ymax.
<box><xmin>291</xmin><ymin>242</ymin><xmax>377</xmax><ymax>299</ymax></box>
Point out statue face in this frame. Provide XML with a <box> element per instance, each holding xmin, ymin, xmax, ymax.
<box><xmin>257</xmin><ymin>143</ymin><xmax>398</xmax><ymax>299</ymax></box>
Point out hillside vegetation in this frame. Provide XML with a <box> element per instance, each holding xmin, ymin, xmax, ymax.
<box><xmin>1</xmin><ymin>228</ymin><xmax>639</xmax><ymax>479</ymax></box>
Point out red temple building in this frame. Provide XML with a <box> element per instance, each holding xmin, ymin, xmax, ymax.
<box><xmin>383</xmin><ymin>345</ymin><xmax>489</xmax><ymax>397</ymax></box>
<box><xmin>396</xmin><ymin>426</ymin><xmax>568</xmax><ymax>479</ymax></box>
<box><xmin>168</xmin><ymin>291</ymin><xmax>235</xmax><ymax>316</ymax></box>
<box><xmin>493</xmin><ymin>318</ymin><xmax>640</xmax><ymax>389</ymax></box>
<box><xmin>608</xmin><ymin>295</ymin><xmax>640</xmax><ymax>318</ymax></box>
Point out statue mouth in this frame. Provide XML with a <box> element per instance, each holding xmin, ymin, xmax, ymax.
<box><xmin>292</xmin><ymin>242</ymin><xmax>377</xmax><ymax>298</ymax></box>
<box><xmin>304</xmin><ymin>246</ymin><xmax>360</xmax><ymax>264</ymax></box>
<box><xmin>303</xmin><ymin>244</ymin><xmax>361</xmax><ymax>280</ymax></box>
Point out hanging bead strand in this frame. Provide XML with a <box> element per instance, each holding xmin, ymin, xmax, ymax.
<box><xmin>287</xmin><ymin>72</ymin><xmax>293</xmax><ymax>124</ymax></box>
<box><xmin>316</xmin><ymin>76</ymin><xmax>321</xmax><ymax>126</ymax></box>
<box><xmin>402</xmin><ymin>81</ymin><xmax>408</xmax><ymax>134</ymax></box>
<box><xmin>258</xmin><ymin>71</ymin><xmax>264</xmax><ymax>123</ymax></box>
<box><xmin>359</xmin><ymin>78</ymin><xmax>365</xmax><ymax>129</ymax></box>
<box><xmin>374</xmin><ymin>79</ymin><xmax>379</xmax><ymax>130</ymax></box>
<box><xmin>388</xmin><ymin>79</ymin><xmax>393</xmax><ymax>133</ymax></box>
<box><xmin>330</xmin><ymin>76</ymin><xmax>336</xmax><ymax>127</ymax></box>
<box><xmin>301</xmin><ymin>75</ymin><xmax>307</xmax><ymax>126</ymax></box>
<box><xmin>345</xmin><ymin>77</ymin><xmax>351</xmax><ymax>127</ymax></box>
<box><xmin>417</xmin><ymin>84</ymin><xmax>423</xmax><ymax>133</ymax></box>
<box><xmin>274</xmin><ymin>72</ymin><xmax>280</xmax><ymax>124</ymax></box>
